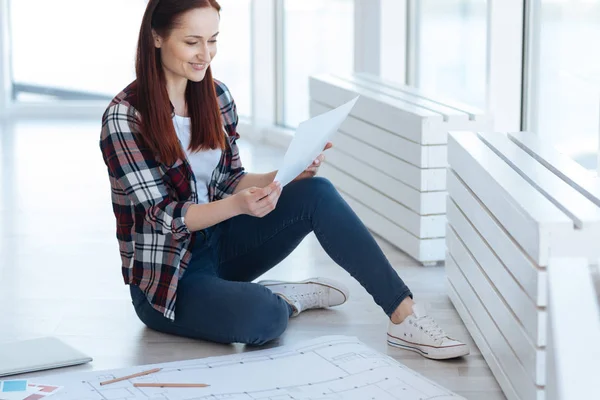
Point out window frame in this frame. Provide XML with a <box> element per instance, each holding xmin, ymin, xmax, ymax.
<box><xmin>0</xmin><ymin>0</ymin><xmax>363</xmax><ymax>130</ymax></box>
<box><xmin>485</xmin><ymin>0</ymin><xmax>525</xmax><ymax>132</ymax></box>
<box><xmin>0</xmin><ymin>0</ymin><xmax>10</xmax><ymax>117</ymax></box>
<box><xmin>2</xmin><ymin>0</ymin><xmax>596</xmax><ymax>174</ymax></box>
<box><xmin>523</xmin><ymin>0</ymin><xmax>599</xmax><ymax>173</ymax></box>
<box><xmin>405</xmin><ymin>0</ymin><xmax>524</xmax><ymax>132</ymax></box>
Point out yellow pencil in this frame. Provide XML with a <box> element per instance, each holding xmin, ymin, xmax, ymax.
<box><xmin>134</xmin><ymin>383</ymin><xmax>210</xmax><ymax>388</ymax></box>
<box><xmin>99</xmin><ymin>368</ymin><xmax>162</xmax><ymax>386</ymax></box>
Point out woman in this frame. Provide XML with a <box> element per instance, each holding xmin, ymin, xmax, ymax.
<box><xmin>100</xmin><ymin>0</ymin><xmax>469</xmax><ymax>360</ymax></box>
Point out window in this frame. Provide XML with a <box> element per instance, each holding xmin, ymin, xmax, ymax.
<box><xmin>282</xmin><ymin>0</ymin><xmax>354</xmax><ymax>128</ymax></box>
<box><xmin>9</xmin><ymin>0</ymin><xmax>252</xmax><ymax>117</ymax></box>
<box><xmin>210</xmin><ymin>0</ymin><xmax>251</xmax><ymax>118</ymax></box>
<box><xmin>526</xmin><ymin>0</ymin><xmax>600</xmax><ymax>170</ymax></box>
<box><xmin>10</xmin><ymin>0</ymin><xmax>145</xmax><ymax>102</ymax></box>
<box><xmin>414</xmin><ymin>0</ymin><xmax>487</xmax><ymax>109</ymax></box>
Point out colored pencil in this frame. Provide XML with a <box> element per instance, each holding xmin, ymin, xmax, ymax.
<box><xmin>99</xmin><ymin>368</ymin><xmax>162</xmax><ymax>386</ymax></box>
<box><xmin>133</xmin><ymin>383</ymin><xmax>210</xmax><ymax>388</ymax></box>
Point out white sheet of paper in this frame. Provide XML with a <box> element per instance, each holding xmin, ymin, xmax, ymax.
<box><xmin>274</xmin><ymin>96</ymin><xmax>359</xmax><ymax>186</ymax></box>
<box><xmin>31</xmin><ymin>336</ymin><xmax>464</xmax><ymax>399</ymax></box>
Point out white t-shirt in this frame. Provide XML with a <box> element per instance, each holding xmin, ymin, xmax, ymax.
<box><xmin>173</xmin><ymin>115</ymin><xmax>222</xmax><ymax>204</ymax></box>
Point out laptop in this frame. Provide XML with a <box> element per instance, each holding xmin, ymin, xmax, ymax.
<box><xmin>0</xmin><ymin>337</ymin><xmax>93</xmax><ymax>377</ymax></box>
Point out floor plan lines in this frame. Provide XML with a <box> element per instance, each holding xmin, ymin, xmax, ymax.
<box><xmin>29</xmin><ymin>336</ymin><xmax>464</xmax><ymax>400</ymax></box>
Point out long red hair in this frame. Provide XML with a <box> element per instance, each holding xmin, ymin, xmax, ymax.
<box><xmin>135</xmin><ymin>0</ymin><xmax>225</xmax><ymax>166</ymax></box>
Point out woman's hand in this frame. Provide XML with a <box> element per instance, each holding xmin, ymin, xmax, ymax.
<box><xmin>293</xmin><ymin>142</ymin><xmax>333</xmax><ymax>182</ymax></box>
<box><xmin>232</xmin><ymin>181</ymin><xmax>282</xmax><ymax>218</ymax></box>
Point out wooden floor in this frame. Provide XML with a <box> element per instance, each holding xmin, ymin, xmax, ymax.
<box><xmin>0</xmin><ymin>119</ymin><xmax>505</xmax><ymax>399</ymax></box>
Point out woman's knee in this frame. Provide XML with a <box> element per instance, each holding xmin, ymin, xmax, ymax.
<box><xmin>245</xmin><ymin>299</ymin><xmax>289</xmax><ymax>345</ymax></box>
<box><xmin>292</xmin><ymin>176</ymin><xmax>337</xmax><ymax>199</ymax></box>
<box><xmin>307</xmin><ymin>176</ymin><xmax>335</xmax><ymax>191</ymax></box>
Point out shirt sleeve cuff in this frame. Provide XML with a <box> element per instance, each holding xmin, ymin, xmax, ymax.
<box><xmin>173</xmin><ymin>201</ymin><xmax>195</xmax><ymax>241</ymax></box>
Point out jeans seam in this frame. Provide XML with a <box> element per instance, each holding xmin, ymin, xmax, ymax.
<box><xmin>311</xmin><ymin>189</ymin><xmax>348</xmax><ymax>274</ymax></box>
<box><xmin>312</xmin><ymin>224</ymin><xmax>347</xmax><ymax>268</ymax></box>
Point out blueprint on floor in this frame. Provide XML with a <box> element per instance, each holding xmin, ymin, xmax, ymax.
<box><xmin>33</xmin><ymin>335</ymin><xmax>464</xmax><ymax>399</ymax></box>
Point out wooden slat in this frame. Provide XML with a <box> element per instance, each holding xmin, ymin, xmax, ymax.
<box><xmin>448</xmin><ymin>131</ymin><xmax>572</xmax><ymax>266</ymax></box>
<box><xmin>447</xmin><ymin>170</ymin><xmax>546</xmax><ymax>307</ymax></box>
<box><xmin>447</xmin><ymin>278</ymin><xmax>521</xmax><ymax>400</ymax></box>
<box><xmin>447</xmin><ymin>224</ymin><xmax>545</xmax><ymax>384</ymax></box>
<box><xmin>325</xmin><ymin>148</ymin><xmax>447</xmax><ymax>215</ymax></box>
<box><xmin>479</xmin><ymin>132</ymin><xmax>600</xmax><ymax>229</ymax></box>
<box><xmin>509</xmin><ymin>132</ymin><xmax>600</xmax><ymax>208</ymax></box>
<box><xmin>334</xmin><ymin>132</ymin><xmax>446</xmax><ymax>192</ymax></box>
<box><xmin>447</xmin><ymin>197</ymin><xmax>546</xmax><ymax>347</ymax></box>
<box><xmin>354</xmin><ymin>72</ymin><xmax>488</xmax><ymax>122</ymax></box>
<box><xmin>334</xmin><ymin>74</ymin><xmax>471</xmax><ymax>123</ymax></box>
<box><xmin>310</xmin><ymin>101</ymin><xmax>447</xmax><ymax>168</ymax></box>
<box><xmin>321</xmin><ymin>164</ymin><xmax>445</xmax><ymax>239</ymax></box>
<box><xmin>309</xmin><ymin>75</ymin><xmax>446</xmax><ymax>144</ymax></box>
<box><xmin>337</xmin><ymin>192</ymin><xmax>445</xmax><ymax>262</ymax></box>
<box><xmin>446</xmin><ymin>254</ymin><xmax>544</xmax><ymax>400</ymax></box>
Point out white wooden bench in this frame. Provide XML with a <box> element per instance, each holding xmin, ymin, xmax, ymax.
<box><xmin>309</xmin><ymin>73</ymin><xmax>490</xmax><ymax>265</ymax></box>
<box><xmin>446</xmin><ymin>130</ymin><xmax>600</xmax><ymax>400</ymax></box>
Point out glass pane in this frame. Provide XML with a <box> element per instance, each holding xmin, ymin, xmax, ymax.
<box><xmin>9</xmin><ymin>0</ymin><xmax>252</xmax><ymax>117</ymax></box>
<box><xmin>210</xmin><ymin>0</ymin><xmax>251</xmax><ymax>118</ymax></box>
<box><xmin>529</xmin><ymin>1</ymin><xmax>600</xmax><ymax>170</ymax></box>
<box><xmin>283</xmin><ymin>0</ymin><xmax>354</xmax><ymax>128</ymax></box>
<box><xmin>10</xmin><ymin>0</ymin><xmax>146</xmax><ymax>101</ymax></box>
<box><xmin>416</xmin><ymin>0</ymin><xmax>487</xmax><ymax>108</ymax></box>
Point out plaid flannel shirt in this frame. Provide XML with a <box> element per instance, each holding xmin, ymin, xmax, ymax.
<box><xmin>100</xmin><ymin>79</ymin><xmax>246</xmax><ymax>320</ymax></box>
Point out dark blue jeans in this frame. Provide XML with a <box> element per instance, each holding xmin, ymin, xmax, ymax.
<box><xmin>130</xmin><ymin>177</ymin><xmax>413</xmax><ymax>345</ymax></box>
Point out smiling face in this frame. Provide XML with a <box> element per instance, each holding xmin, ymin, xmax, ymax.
<box><xmin>153</xmin><ymin>7</ymin><xmax>220</xmax><ymax>84</ymax></box>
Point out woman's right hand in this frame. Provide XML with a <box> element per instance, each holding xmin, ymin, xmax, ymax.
<box><xmin>233</xmin><ymin>181</ymin><xmax>282</xmax><ymax>218</ymax></box>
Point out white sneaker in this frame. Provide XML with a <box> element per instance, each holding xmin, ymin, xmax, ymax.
<box><xmin>257</xmin><ymin>277</ymin><xmax>349</xmax><ymax>316</ymax></box>
<box><xmin>387</xmin><ymin>303</ymin><xmax>469</xmax><ymax>360</ymax></box>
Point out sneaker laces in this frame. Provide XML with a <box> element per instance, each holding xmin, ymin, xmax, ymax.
<box><xmin>288</xmin><ymin>290</ymin><xmax>325</xmax><ymax>310</ymax></box>
<box><xmin>414</xmin><ymin>315</ymin><xmax>448</xmax><ymax>342</ymax></box>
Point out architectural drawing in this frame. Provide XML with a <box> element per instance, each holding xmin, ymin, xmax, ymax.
<box><xmin>36</xmin><ymin>336</ymin><xmax>463</xmax><ymax>399</ymax></box>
